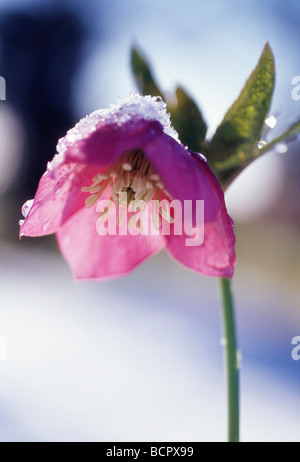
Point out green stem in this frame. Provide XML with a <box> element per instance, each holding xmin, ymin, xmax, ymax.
<box><xmin>220</xmin><ymin>277</ymin><xmax>240</xmax><ymax>443</ymax></box>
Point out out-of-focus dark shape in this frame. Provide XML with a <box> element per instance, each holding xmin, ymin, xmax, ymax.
<box><xmin>168</xmin><ymin>86</ymin><xmax>207</xmax><ymax>153</ymax></box>
<box><xmin>131</xmin><ymin>46</ymin><xmax>207</xmax><ymax>153</ymax></box>
<box><xmin>0</xmin><ymin>5</ymin><xmax>86</xmax><ymax>199</ymax></box>
<box><xmin>0</xmin><ymin>105</ymin><xmax>24</xmax><ymax>196</ymax></box>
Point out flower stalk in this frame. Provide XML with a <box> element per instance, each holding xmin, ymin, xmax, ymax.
<box><xmin>220</xmin><ymin>277</ymin><xmax>239</xmax><ymax>443</ymax></box>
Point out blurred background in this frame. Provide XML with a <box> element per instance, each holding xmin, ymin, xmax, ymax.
<box><xmin>0</xmin><ymin>0</ymin><xmax>300</xmax><ymax>442</ymax></box>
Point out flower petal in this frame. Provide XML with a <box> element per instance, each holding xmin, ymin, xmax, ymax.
<box><xmin>64</xmin><ymin>118</ymin><xmax>221</xmax><ymax>224</ymax></box>
<box><xmin>166</xmin><ymin>209</ymin><xmax>236</xmax><ymax>278</ymax></box>
<box><xmin>64</xmin><ymin>119</ymin><xmax>163</xmax><ymax>169</ymax></box>
<box><xmin>20</xmin><ymin>93</ymin><xmax>236</xmax><ymax>280</ymax></box>
<box><xmin>142</xmin><ymin>135</ymin><xmax>221</xmax><ymax>222</ymax></box>
<box><xmin>20</xmin><ymin>163</ymin><xmax>100</xmax><ymax>237</ymax></box>
<box><xmin>56</xmin><ymin>202</ymin><xmax>165</xmax><ymax>280</ymax></box>
<box><xmin>165</xmin><ymin>154</ymin><xmax>236</xmax><ymax>278</ymax></box>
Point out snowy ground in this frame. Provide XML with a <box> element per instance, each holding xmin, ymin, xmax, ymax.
<box><xmin>0</xmin><ymin>242</ymin><xmax>299</xmax><ymax>442</ymax></box>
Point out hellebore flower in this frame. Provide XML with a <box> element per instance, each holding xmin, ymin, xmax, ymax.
<box><xmin>19</xmin><ymin>94</ymin><xmax>235</xmax><ymax>280</ymax></box>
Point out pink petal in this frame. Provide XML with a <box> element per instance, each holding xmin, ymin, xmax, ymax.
<box><xmin>20</xmin><ymin>163</ymin><xmax>100</xmax><ymax>237</ymax></box>
<box><xmin>56</xmin><ymin>202</ymin><xmax>165</xmax><ymax>280</ymax></box>
<box><xmin>142</xmin><ymin>135</ymin><xmax>221</xmax><ymax>222</ymax></box>
<box><xmin>165</xmin><ymin>153</ymin><xmax>236</xmax><ymax>278</ymax></box>
<box><xmin>65</xmin><ymin>119</ymin><xmax>163</xmax><ymax>169</ymax></box>
<box><xmin>65</xmin><ymin>119</ymin><xmax>221</xmax><ymax>223</ymax></box>
<box><xmin>167</xmin><ymin>153</ymin><xmax>236</xmax><ymax>278</ymax></box>
<box><xmin>166</xmin><ymin>209</ymin><xmax>236</xmax><ymax>278</ymax></box>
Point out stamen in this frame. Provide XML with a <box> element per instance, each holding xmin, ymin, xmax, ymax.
<box><xmin>149</xmin><ymin>173</ymin><xmax>160</xmax><ymax>181</ymax></box>
<box><xmin>144</xmin><ymin>190</ymin><xmax>154</xmax><ymax>202</ymax></box>
<box><xmin>135</xmin><ymin>187</ymin><xmax>148</xmax><ymax>201</ymax></box>
<box><xmin>111</xmin><ymin>189</ymin><xmax>119</xmax><ymax>204</ymax></box>
<box><xmin>93</xmin><ymin>173</ymin><xmax>108</xmax><ymax>182</ymax></box>
<box><xmin>132</xmin><ymin>173</ymin><xmax>144</xmax><ymax>192</ymax></box>
<box><xmin>85</xmin><ymin>194</ymin><xmax>99</xmax><ymax>208</ymax></box>
<box><xmin>113</xmin><ymin>178</ymin><xmax>125</xmax><ymax>193</ymax></box>
<box><xmin>81</xmin><ymin>149</ymin><xmax>169</xmax><ymax>231</ymax></box>
<box><xmin>146</xmin><ymin>181</ymin><xmax>153</xmax><ymax>190</ymax></box>
<box><xmin>124</xmin><ymin>172</ymin><xmax>131</xmax><ymax>188</ymax></box>
<box><xmin>122</xmin><ymin>163</ymin><xmax>132</xmax><ymax>171</ymax></box>
<box><xmin>81</xmin><ymin>184</ymin><xmax>101</xmax><ymax>194</ymax></box>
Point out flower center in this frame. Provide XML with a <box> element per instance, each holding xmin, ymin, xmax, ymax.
<box><xmin>82</xmin><ymin>149</ymin><xmax>168</xmax><ymax>208</ymax></box>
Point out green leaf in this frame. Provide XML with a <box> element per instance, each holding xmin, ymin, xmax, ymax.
<box><xmin>130</xmin><ymin>48</ymin><xmax>207</xmax><ymax>151</ymax></box>
<box><xmin>256</xmin><ymin>119</ymin><xmax>300</xmax><ymax>156</ymax></box>
<box><xmin>130</xmin><ymin>46</ymin><xmax>164</xmax><ymax>99</ymax></box>
<box><xmin>168</xmin><ymin>86</ymin><xmax>207</xmax><ymax>152</ymax></box>
<box><xmin>208</xmin><ymin>42</ymin><xmax>275</xmax><ymax>184</ymax></box>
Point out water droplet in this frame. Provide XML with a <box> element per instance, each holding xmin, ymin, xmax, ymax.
<box><xmin>198</xmin><ymin>153</ymin><xmax>207</xmax><ymax>162</ymax></box>
<box><xmin>265</xmin><ymin>116</ymin><xmax>277</xmax><ymax>129</ymax></box>
<box><xmin>19</xmin><ymin>220</ymin><xmax>24</xmax><ymax>227</ymax></box>
<box><xmin>258</xmin><ymin>140</ymin><xmax>267</xmax><ymax>149</ymax></box>
<box><xmin>275</xmin><ymin>143</ymin><xmax>288</xmax><ymax>154</ymax></box>
<box><xmin>183</xmin><ymin>144</ymin><xmax>188</xmax><ymax>150</ymax></box>
<box><xmin>21</xmin><ymin>199</ymin><xmax>34</xmax><ymax>218</ymax></box>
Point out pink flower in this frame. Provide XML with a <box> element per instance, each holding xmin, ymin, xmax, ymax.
<box><xmin>19</xmin><ymin>94</ymin><xmax>235</xmax><ymax>280</ymax></box>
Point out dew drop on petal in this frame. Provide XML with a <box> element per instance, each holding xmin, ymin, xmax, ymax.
<box><xmin>19</xmin><ymin>220</ymin><xmax>24</xmax><ymax>227</ymax></box>
<box><xmin>21</xmin><ymin>199</ymin><xmax>34</xmax><ymax>218</ymax></box>
<box><xmin>198</xmin><ymin>153</ymin><xmax>207</xmax><ymax>162</ymax></box>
